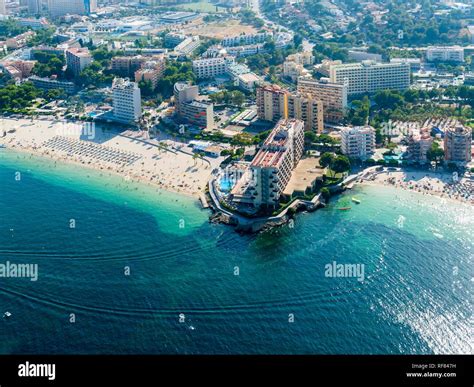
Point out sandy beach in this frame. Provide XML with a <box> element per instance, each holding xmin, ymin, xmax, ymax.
<box><xmin>0</xmin><ymin>118</ymin><xmax>224</xmax><ymax>198</ymax></box>
<box><xmin>358</xmin><ymin>168</ymin><xmax>474</xmax><ymax>204</ymax></box>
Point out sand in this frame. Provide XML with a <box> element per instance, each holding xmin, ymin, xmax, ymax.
<box><xmin>358</xmin><ymin>168</ymin><xmax>474</xmax><ymax>204</ymax></box>
<box><xmin>0</xmin><ymin>118</ymin><xmax>224</xmax><ymax>198</ymax></box>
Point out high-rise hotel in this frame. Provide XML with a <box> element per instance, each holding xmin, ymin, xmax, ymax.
<box><xmin>329</xmin><ymin>60</ymin><xmax>410</xmax><ymax>96</ymax></box>
<box><xmin>231</xmin><ymin>119</ymin><xmax>305</xmax><ymax>208</ymax></box>
<box><xmin>112</xmin><ymin>78</ymin><xmax>142</xmax><ymax>124</ymax></box>
<box><xmin>256</xmin><ymin>80</ymin><xmax>346</xmax><ymax>133</ymax></box>
<box><xmin>297</xmin><ymin>77</ymin><xmax>347</xmax><ymax>123</ymax></box>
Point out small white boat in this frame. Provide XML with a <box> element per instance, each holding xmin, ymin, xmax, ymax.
<box><xmin>352</xmin><ymin>197</ymin><xmax>361</xmax><ymax>204</ymax></box>
<box><xmin>3</xmin><ymin>311</ymin><xmax>12</xmax><ymax>318</ymax></box>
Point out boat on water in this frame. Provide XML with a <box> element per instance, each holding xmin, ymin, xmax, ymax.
<box><xmin>352</xmin><ymin>197</ymin><xmax>361</xmax><ymax>204</ymax></box>
<box><xmin>338</xmin><ymin>207</ymin><xmax>351</xmax><ymax>211</ymax></box>
<box><xmin>3</xmin><ymin>311</ymin><xmax>12</xmax><ymax>318</ymax></box>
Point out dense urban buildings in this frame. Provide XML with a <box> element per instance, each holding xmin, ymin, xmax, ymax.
<box><xmin>112</xmin><ymin>78</ymin><xmax>142</xmax><ymax>124</ymax></box>
<box><xmin>27</xmin><ymin>0</ymin><xmax>42</xmax><ymax>15</ymax></box>
<box><xmin>340</xmin><ymin>126</ymin><xmax>376</xmax><ymax>160</ymax></box>
<box><xmin>329</xmin><ymin>61</ymin><xmax>411</xmax><ymax>95</ymax></box>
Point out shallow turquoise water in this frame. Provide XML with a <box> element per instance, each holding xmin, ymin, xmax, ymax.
<box><xmin>0</xmin><ymin>149</ymin><xmax>472</xmax><ymax>354</ymax></box>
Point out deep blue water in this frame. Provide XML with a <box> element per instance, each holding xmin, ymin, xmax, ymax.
<box><xmin>0</xmin><ymin>150</ymin><xmax>472</xmax><ymax>354</ymax></box>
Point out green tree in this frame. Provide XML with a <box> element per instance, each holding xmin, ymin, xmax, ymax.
<box><xmin>426</xmin><ymin>142</ymin><xmax>444</xmax><ymax>167</ymax></box>
<box><xmin>319</xmin><ymin>152</ymin><xmax>335</xmax><ymax>169</ymax></box>
<box><xmin>332</xmin><ymin>155</ymin><xmax>351</xmax><ymax>175</ymax></box>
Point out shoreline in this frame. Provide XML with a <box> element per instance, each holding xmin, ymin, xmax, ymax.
<box><xmin>1</xmin><ymin>144</ymin><xmax>200</xmax><ymax>200</ymax></box>
<box><xmin>0</xmin><ymin>118</ymin><xmax>224</xmax><ymax>201</ymax></box>
<box><xmin>355</xmin><ymin>169</ymin><xmax>473</xmax><ymax>205</ymax></box>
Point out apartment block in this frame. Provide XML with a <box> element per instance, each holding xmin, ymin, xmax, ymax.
<box><xmin>256</xmin><ymin>84</ymin><xmax>288</xmax><ymax>123</ymax></box>
<box><xmin>234</xmin><ymin>119</ymin><xmax>305</xmax><ymax>208</ymax></box>
<box><xmin>257</xmin><ymin>84</ymin><xmax>325</xmax><ymax>132</ymax></box>
<box><xmin>286</xmin><ymin>51</ymin><xmax>315</xmax><ymax>66</ymax></box>
<box><xmin>173</xmin><ymin>82</ymin><xmax>214</xmax><ymax>130</ymax></box>
<box><xmin>340</xmin><ymin>126</ymin><xmax>376</xmax><ymax>160</ymax></box>
<box><xmin>406</xmin><ymin>130</ymin><xmax>433</xmax><ymax>164</ymax></box>
<box><xmin>426</xmin><ymin>46</ymin><xmax>464</xmax><ymax>63</ymax></box>
<box><xmin>66</xmin><ymin>47</ymin><xmax>92</xmax><ymax>77</ymax></box>
<box><xmin>29</xmin><ymin>75</ymin><xmax>76</xmax><ymax>94</ymax></box>
<box><xmin>174</xmin><ymin>36</ymin><xmax>200</xmax><ymax>56</ymax></box>
<box><xmin>134</xmin><ymin>57</ymin><xmax>166</xmax><ymax>88</ymax></box>
<box><xmin>1</xmin><ymin>60</ymin><xmax>35</xmax><ymax>80</ymax></box>
<box><xmin>297</xmin><ymin>77</ymin><xmax>347</xmax><ymax>123</ymax></box>
<box><xmin>283</xmin><ymin>60</ymin><xmax>310</xmax><ymax>82</ymax></box>
<box><xmin>329</xmin><ymin>61</ymin><xmax>410</xmax><ymax>95</ymax></box>
<box><xmin>444</xmin><ymin>125</ymin><xmax>472</xmax><ymax>163</ymax></box>
<box><xmin>287</xmin><ymin>94</ymin><xmax>324</xmax><ymax>133</ymax></box>
<box><xmin>111</xmin><ymin>56</ymin><xmax>148</xmax><ymax>77</ymax></box>
<box><xmin>6</xmin><ymin>31</ymin><xmax>35</xmax><ymax>49</ymax></box>
<box><xmin>192</xmin><ymin>56</ymin><xmax>235</xmax><ymax>80</ymax></box>
<box><xmin>164</xmin><ymin>32</ymin><xmax>187</xmax><ymax>48</ymax></box>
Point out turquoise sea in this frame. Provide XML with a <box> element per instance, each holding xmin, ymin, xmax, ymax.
<box><xmin>0</xmin><ymin>149</ymin><xmax>472</xmax><ymax>354</ymax></box>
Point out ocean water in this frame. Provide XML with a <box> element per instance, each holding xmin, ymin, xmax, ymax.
<box><xmin>0</xmin><ymin>149</ymin><xmax>472</xmax><ymax>354</ymax></box>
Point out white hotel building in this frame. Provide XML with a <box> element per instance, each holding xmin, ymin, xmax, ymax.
<box><xmin>192</xmin><ymin>56</ymin><xmax>235</xmax><ymax>79</ymax></box>
<box><xmin>221</xmin><ymin>32</ymin><xmax>271</xmax><ymax>47</ymax></box>
<box><xmin>340</xmin><ymin>126</ymin><xmax>376</xmax><ymax>160</ymax></box>
<box><xmin>112</xmin><ymin>78</ymin><xmax>142</xmax><ymax>124</ymax></box>
<box><xmin>426</xmin><ymin>46</ymin><xmax>464</xmax><ymax>63</ymax></box>
<box><xmin>329</xmin><ymin>61</ymin><xmax>410</xmax><ymax>95</ymax></box>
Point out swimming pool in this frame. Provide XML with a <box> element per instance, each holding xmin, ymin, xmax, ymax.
<box><xmin>219</xmin><ymin>178</ymin><xmax>234</xmax><ymax>192</ymax></box>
